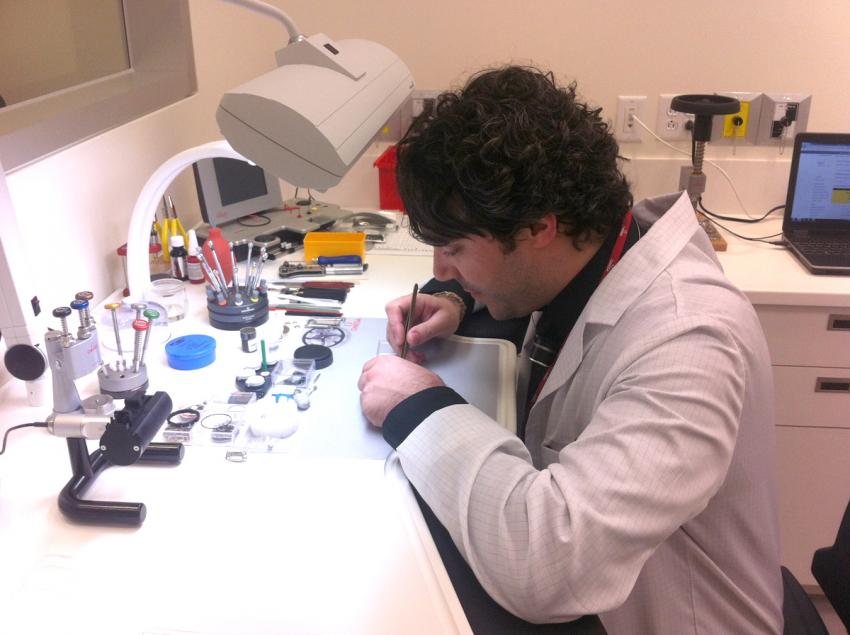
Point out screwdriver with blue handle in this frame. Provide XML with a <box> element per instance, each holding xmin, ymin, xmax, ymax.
<box><xmin>313</xmin><ymin>255</ymin><xmax>362</xmax><ymax>265</ymax></box>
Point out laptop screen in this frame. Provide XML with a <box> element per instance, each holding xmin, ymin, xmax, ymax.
<box><xmin>785</xmin><ymin>133</ymin><xmax>850</xmax><ymax>229</ymax></box>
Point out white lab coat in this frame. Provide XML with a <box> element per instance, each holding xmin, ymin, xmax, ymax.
<box><xmin>396</xmin><ymin>192</ymin><xmax>783</xmax><ymax>634</ymax></box>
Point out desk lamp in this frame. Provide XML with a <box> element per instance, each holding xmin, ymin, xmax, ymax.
<box><xmin>126</xmin><ymin>0</ymin><xmax>413</xmax><ymax>295</ymax></box>
<box><xmin>671</xmin><ymin>94</ymin><xmax>740</xmax><ymax>250</ymax></box>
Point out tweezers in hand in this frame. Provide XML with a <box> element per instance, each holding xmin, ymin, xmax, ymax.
<box><xmin>400</xmin><ymin>283</ymin><xmax>419</xmax><ymax>360</ymax></box>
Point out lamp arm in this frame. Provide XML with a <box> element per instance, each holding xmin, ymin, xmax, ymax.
<box><xmin>126</xmin><ymin>140</ymin><xmax>247</xmax><ymax>297</ymax></box>
<box><xmin>217</xmin><ymin>0</ymin><xmax>303</xmax><ymax>43</ymax></box>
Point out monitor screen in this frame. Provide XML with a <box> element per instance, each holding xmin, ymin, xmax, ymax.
<box><xmin>788</xmin><ymin>136</ymin><xmax>850</xmax><ymax>224</ymax></box>
<box><xmin>193</xmin><ymin>157</ymin><xmax>283</xmax><ymax>226</ymax></box>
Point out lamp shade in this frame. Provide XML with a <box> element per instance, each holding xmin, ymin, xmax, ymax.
<box><xmin>217</xmin><ymin>35</ymin><xmax>414</xmax><ymax>190</ymax></box>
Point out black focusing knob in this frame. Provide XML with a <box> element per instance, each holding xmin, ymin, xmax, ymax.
<box><xmin>3</xmin><ymin>344</ymin><xmax>46</xmax><ymax>381</ymax></box>
<box><xmin>52</xmin><ymin>306</ymin><xmax>72</xmax><ymax>319</ymax></box>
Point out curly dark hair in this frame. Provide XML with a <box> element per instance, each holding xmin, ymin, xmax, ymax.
<box><xmin>396</xmin><ymin>66</ymin><xmax>633</xmax><ymax>250</ymax></box>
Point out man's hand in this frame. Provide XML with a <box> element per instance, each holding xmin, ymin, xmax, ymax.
<box><xmin>358</xmin><ymin>355</ymin><xmax>445</xmax><ymax>427</ymax></box>
<box><xmin>385</xmin><ymin>292</ymin><xmax>464</xmax><ymax>363</ymax></box>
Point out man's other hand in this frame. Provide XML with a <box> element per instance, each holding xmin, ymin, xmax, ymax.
<box><xmin>358</xmin><ymin>355</ymin><xmax>444</xmax><ymax>427</ymax></box>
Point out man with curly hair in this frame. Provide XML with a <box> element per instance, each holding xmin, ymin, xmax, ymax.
<box><xmin>358</xmin><ymin>66</ymin><xmax>782</xmax><ymax>634</ymax></box>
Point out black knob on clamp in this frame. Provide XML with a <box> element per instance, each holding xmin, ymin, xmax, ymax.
<box><xmin>670</xmin><ymin>94</ymin><xmax>740</xmax><ymax>143</ymax></box>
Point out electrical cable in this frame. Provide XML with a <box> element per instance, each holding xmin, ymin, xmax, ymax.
<box><xmin>696</xmin><ymin>203</ymin><xmax>786</xmax><ymax>245</ymax></box>
<box><xmin>631</xmin><ymin>115</ymin><xmax>760</xmax><ymax>219</ymax></box>
<box><xmin>0</xmin><ymin>422</ymin><xmax>48</xmax><ymax>455</ymax></box>
<box><xmin>698</xmin><ymin>200</ymin><xmax>785</xmax><ymax>224</ymax></box>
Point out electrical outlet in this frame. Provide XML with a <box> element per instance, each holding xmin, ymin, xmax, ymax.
<box><xmin>756</xmin><ymin>93</ymin><xmax>812</xmax><ymax>146</ymax></box>
<box><xmin>616</xmin><ymin>95</ymin><xmax>647</xmax><ymax>142</ymax></box>
<box><xmin>657</xmin><ymin>94</ymin><xmax>694</xmax><ymax>141</ymax></box>
<box><xmin>399</xmin><ymin>89</ymin><xmax>441</xmax><ymax>137</ymax></box>
<box><xmin>709</xmin><ymin>92</ymin><xmax>762</xmax><ymax>145</ymax></box>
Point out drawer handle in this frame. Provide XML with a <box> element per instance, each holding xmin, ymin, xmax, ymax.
<box><xmin>827</xmin><ymin>314</ymin><xmax>850</xmax><ymax>331</ymax></box>
<box><xmin>815</xmin><ymin>377</ymin><xmax>850</xmax><ymax>393</ymax></box>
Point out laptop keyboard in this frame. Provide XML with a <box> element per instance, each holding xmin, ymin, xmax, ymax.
<box><xmin>795</xmin><ymin>239</ymin><xmax>850</xmax><ymax>256</ymax></box>
<box><xmin>793</xmin><ymin>238</ymin><xmax>850</xmax><ymax>267</ymax></box>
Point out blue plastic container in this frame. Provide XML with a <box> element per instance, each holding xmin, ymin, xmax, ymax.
<box><xmin>165</xmin><ymin>334</ymin><xmax>216</xmax><ymax>370</ymax></box>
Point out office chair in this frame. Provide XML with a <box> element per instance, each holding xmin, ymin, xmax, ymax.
<box><xmin>782</xmin><ymin>566</ymin><xmax>829</xmax><ymax>635</ymax></box>
<box><xmin>811</xmin><ymin>497</ymin><xmax>850</xmax><ymax>633</ymax></box>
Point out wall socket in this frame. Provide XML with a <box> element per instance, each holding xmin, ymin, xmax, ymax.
<box><xmin>616</xmin><ymin>95</ymin><xmax>647</xmax><ymax>142</ymax></box>
<box><xmin>656</xmin><ymin>94</ymin><xmax>694</xmax><ymax>141</ymax></box>
<box><xmin>756</xmin><ymin>93</ymin><xmax>811</xmax><ymax>146</ymax></box>
<box><xmin>709</xmin><ymin>92</ymin><xmax>762</xmax><ymax>146</ymax></box>
<box><xmin>399</xmin><ymin>89</ymin><xmax>441</xmax><ymax>138</ymax></box>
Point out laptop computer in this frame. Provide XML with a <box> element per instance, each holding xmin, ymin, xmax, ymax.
<box><xmin>783</xmin><ymin>132</ymin><xmax>850</xmax><ymax>275</ymax></box>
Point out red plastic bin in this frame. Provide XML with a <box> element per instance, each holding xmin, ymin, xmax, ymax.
<box><xmin>373</xmin><ymin>145</ymin><xmax>405</xmax><ymax>212</ymax></box>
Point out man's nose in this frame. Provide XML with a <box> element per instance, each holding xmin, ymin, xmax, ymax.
<box><xmin>432</xmin><ymin>250</ymin><xmax>457</xmax><ymax>281</ymax></box>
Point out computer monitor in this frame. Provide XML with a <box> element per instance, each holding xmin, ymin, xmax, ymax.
<box><xmin>192</xmin><ymin>157</ymin><xmax>283</xmax><ymax>226</ymax></box>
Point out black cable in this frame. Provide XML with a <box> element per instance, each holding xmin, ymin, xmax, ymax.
<box><xmin>698</xmin><ymin>199</ymin><xmax>785</xmax><ymax>224</ymax></box>
<box><xmin>703</xmin><ymin>214</ymin><xmax>786</xmax><ymax>245</ymax></box>
<box><xmin>0</xmin><ymin>422</ymin><xmax>48</xmax><ymax>455</ymax></box>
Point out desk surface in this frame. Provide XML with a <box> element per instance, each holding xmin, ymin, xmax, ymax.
<box><xmin>2</xmin><ymin>212</ymin><xmax>846</xmax><ymax>634</ymax></box>
<box><xmin>712</xmin><ymin>217</ymin><xmax>850</xmax><ymax>307</ymax></box>
<box><xmin>0</xmin><ymin>249</ymin><xmax>501</xmax><ymax>635</ymax></box>
<box><xmin>0</xmin><ymin>438</ymin><xmax>470</xmax><ymax>635</ymax></box>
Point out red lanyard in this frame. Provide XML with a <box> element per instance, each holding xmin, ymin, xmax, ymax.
<box><xmin>527</xmin><ymin>210</ymin><xmax>633</xmax><ymax>408</ymax></box>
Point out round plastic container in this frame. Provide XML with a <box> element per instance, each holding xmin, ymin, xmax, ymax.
<box><xmin>165</xmin><ymin>334</ymin><xmax>216</xmax><ymax>370</ymax></box>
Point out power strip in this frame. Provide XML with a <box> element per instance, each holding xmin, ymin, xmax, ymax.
<box><xmin>697</xmin><ymin>213</ymin><xmax>727</xmax><ymax>251</ymax></box>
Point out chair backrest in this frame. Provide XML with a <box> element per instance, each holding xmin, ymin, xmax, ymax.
<box><xmin>811</xmin><ymin>497</ymin><xmax>850</xmax><ymax>633</ymax></box>
<box><xmin>782</xmin><ymin>566</ymin><xmax>829</xmax><ymax>635</ymax></box>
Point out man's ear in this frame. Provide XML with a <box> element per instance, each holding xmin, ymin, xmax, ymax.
<box><xmin>525</xmin><ymin>212</ymin><xmax>559</xmax><ymax>246</ymax></box>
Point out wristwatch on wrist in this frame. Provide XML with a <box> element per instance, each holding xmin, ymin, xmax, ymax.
<box><xmin>431</xmin><ymin>291</ymin><xmax>467</xmax><ymax>324</ymax></box>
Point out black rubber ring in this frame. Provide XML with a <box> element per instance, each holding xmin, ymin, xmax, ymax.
<box><xmin>166</xmin><ymin>408</ymin><xmax>201</xmax><ymax>428</ymax></box>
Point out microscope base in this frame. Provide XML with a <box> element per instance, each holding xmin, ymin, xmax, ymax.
<box><xmin>58</xmin><ymin>438</ymin><xmax>184</xmax><ymax>527</ymax></box>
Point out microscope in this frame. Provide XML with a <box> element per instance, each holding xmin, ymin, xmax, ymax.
<box><xmin>43</xmin><ymin>294</ymin><xmax>183</xmax><ymax>527</ymax></box>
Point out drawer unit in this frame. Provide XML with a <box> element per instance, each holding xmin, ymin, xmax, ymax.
<box><xmin>773</xmin><ymin>366</ymin><xmax>850</xmax><ymax>429</ymax></box>
<box><xmin>754</xmin><ymin>302</ymin><xmax>850</xmax><ymax>588</ymax></box>
<box><xmin>756</xmin><ymin>305</ymin><xmax>850</xmax><ymax>367</ymax></box>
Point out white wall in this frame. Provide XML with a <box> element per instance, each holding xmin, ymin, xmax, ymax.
<box><xmin>3</xmin><ymin>0</ymin><xmax>849</xmax><ymax>319</ymax></box>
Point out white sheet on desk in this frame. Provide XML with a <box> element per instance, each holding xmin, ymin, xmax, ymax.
<box><xmin>280</xmin><ymin>317</ymin><xmax>517</xmax><ymax>460</ymax></box>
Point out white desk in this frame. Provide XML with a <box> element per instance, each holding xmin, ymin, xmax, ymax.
<box><xmin>0</xmin><ymin>248</ymin><xmax>477</xmax><ymax>634</ymax></box>
<box><xmin>2</xmin><ymin>215</ymin><xmax>847</xmax><ymax>629</ymax></box>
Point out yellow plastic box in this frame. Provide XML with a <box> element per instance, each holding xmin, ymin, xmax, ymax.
<box><xmin>303</xmin><ymin>232</ymin><xmax>366</xmax><ymax>263</ymax></box>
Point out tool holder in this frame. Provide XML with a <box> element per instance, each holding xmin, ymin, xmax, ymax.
<box><xmin>206</xmin><ymin>286</ymin><xmax>269</xmax><ymax>330</ymax></box>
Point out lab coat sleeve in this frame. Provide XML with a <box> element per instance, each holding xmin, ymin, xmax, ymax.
<box><xmin>394</xmin><ymin>319</ymin><xmax>746</xmax><ymax>623</ymax></box>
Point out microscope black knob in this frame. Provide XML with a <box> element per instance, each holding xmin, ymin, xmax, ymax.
<box><xmin>670</xmin><ymin>94</ymin><xmax>740</xmax><ymax>143</ymax></box>
<box><xmin>52</xmin><ymin>306</ymin><xmax>72</xmax><ymax>319</ymax></box>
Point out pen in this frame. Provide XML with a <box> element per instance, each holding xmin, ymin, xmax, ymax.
<box><xmin>400</xmin><ymin>283</ymin><xmax>418</xmax><ymax>360</ymax></box>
